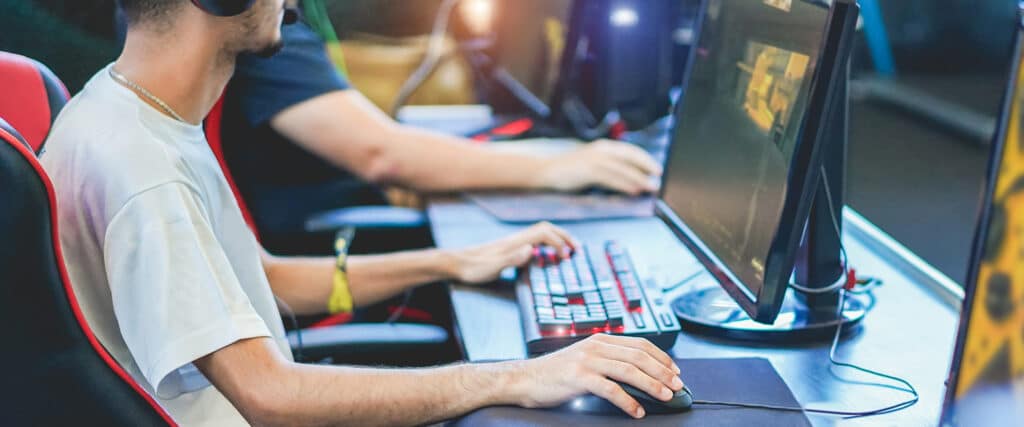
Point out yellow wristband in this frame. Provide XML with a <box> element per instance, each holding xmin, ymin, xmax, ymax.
<box><xmin>327</xmin><ymin>232</ymin><xmax>354</xmax><ymax>314</ymax></box>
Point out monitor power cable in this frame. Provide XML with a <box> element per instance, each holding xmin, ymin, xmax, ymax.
<box><xmin>691</xmin><ymin>166</ymin><xmax>919</xmax><ymax>418</ymax></box>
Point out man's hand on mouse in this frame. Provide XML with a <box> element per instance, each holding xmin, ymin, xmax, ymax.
<box><xmin>533</xmin><ymin>140</ymin><xmax>663</xmax><ymax>196</ymax></box>
<box><xmin>444</xmin><ymin>222</ymin><xmax>578</xmax><ymax>284</ymax></box>
<box><xmin>507</xmin><ymin>334</ymin><xmax>685</xmax><ymax>419</ymax></box>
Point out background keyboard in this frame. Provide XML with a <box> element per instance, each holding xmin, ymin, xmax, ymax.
<box><xmin>516</xmin><ymin>241</ymin><xmax>680</xmax><ymax>355</ymax></box>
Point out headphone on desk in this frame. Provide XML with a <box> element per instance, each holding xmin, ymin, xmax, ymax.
<box><xmin>190</xmin><ymin>0</ymin><xmax>299</xmax><ymax>24</ymax></box>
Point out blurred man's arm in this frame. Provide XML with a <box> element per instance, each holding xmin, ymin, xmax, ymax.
<box><xmin>270</xmin><ymin>90</ymin><xmax>661</xmax><ymax>195</ymax></box>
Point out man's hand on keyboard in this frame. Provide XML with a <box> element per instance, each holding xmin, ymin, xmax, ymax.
<box><xmin>509</xmin><ymin>334</ymin><xmax>684</xmax><ymax>419</ymax></box>
<box><xmin>446</xmin><ymin>222</ymin><xmax>578</xmax><ymax>284</ymax></box>
<box><xmin>533</xmin><ymin>140</ymin><xmax>662</xmax><ymax>196</ymax></box>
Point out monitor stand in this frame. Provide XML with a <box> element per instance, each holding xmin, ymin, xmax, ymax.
<box><xmin>673</xmin><ymin>60</ymin><xmax>868</xmax><ymax>343</ymax></box>
<box><xmin>671</xmin><ymin>286</ymin><xmax>868</xmax><ymax>343</ymax></box>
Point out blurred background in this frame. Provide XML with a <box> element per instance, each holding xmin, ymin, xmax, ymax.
<box><xmin>1</xmin><ymin>0</ymin><xmax>1017</xmax><ymax>285</ymax></box>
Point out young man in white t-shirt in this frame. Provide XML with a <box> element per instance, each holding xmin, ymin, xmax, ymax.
<box><xmin>41</xmin><ymin>0</ymin><xmax>684</xmax><ymax>425</ymax></box>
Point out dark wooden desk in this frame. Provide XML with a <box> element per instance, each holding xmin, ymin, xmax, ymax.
<box><xmin>428</xmin><ymin>198</ymin><xmax>962</xmax><ymax>426</ymax></box>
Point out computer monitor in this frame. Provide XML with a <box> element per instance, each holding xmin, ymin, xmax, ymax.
<box><xmin>491</xmin><ymin>0</ymin><xmax>575</xmax><ymax>110</ymax></box>
<box><xmin>487</xmin><ymin>0</ymin><xmax>692</xmax><ymax>135</ymax></box>
<box><xmin>941</xmin><ymin>14</ymin><xmax>1024</xmax><ymax>426</ymax></box>
<box><xmin>661</xmin><ymin>0</ymin><xmax>858</xmax><ymax>325</ymax></box>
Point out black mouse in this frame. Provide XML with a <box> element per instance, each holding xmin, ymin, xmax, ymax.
<box><xmin>560</xmin><ymin>381</ymin><xmax>693</xmax><ymax>416</ymax></box>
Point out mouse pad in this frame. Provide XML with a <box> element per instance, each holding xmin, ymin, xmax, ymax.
<box><xmin>465</xmin><ymin>192</ymin><xmax>656</xmax><ymax>223</ymax></box>
<box><xmin>452</xmin><ymin>357</ymin><xmax>811</xmax><ymax>426</ymax></box>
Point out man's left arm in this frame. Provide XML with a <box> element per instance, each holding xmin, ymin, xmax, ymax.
<box><xmin>261</xmin><ymin>222</ymin><xmax>577</xmax><ymax>315</ymax></box>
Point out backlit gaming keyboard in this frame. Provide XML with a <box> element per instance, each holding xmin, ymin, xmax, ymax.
<box><xmin>516</xmin><ymin>241</ymin><xmax>681</xmax><ymax>355</ymax></box>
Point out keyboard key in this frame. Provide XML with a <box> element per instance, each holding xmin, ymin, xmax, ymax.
<box><xmin>583</xmin><ymin>291</ymin><xmax>601</xmax><ymax>305</ymax></box>
<box><xmin>533</xmin><ymin>294</ymin><xmax>552</xmax><ymax>308</ymax></box>
<box><xmin>600</xmin><ymin>289</ymin><xmax>623</xmax><ymax>306</ymax></box>
<box><xmin>573</xmin><ymin>316</ymin><xmax>607</xmax><ymax>330</ymax></box>
<box><xmin>624</xmin><ymin>289</ymin><xmax>644</xmax><ymax>309</ymax></box>
<box><xmin>618</xmin><ymin>274</ymin><xmax>638</xmax><ymax>290</ymax></box>
<box><xmin>536</xmin><ymin>307</ymin><xmax>554</xmax><ymax>318</ymax></box>
<box><xmin>631</xmin><ymin>312</ymin><xmax>646</xmax><ymax>328</ymax></box>
<box><xmin>538</xmin><ymin>318</ymin><xmax>573</xmax><ymax>333</ymax></box>
<box><xmin>549</xmin><ymin>283</ymin><xmax>566</xmax><ymax>296</ymax></box>
<box><xmin>660</xmin><ymin>313</ymin><xmax>676</xmax><ymax>328</ymax></box>
<box><xmin>551</xmin><ymin>296</ymin><xmax>569</xmax><ymax>305</ymax></box>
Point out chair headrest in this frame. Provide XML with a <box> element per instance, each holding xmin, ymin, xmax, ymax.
<box><xmin>0</xmin><ymin>117</ymin><xmax>32</xmax><ymax>153</ymax></box>
<box><xmin>0</xmin><ymin>51</ymin><xmax>69</xmax><ymax>153</ymax></box>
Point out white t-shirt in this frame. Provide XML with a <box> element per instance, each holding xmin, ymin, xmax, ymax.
<box><xmin>41</xmin><ymin>65</ymin><xmax>293</xmax><ymax>426</ymax></box>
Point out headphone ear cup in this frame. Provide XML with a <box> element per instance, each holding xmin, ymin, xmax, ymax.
<box><xmin>191</xmin><ymin>0</ymin><xmax>257</xmax><ymax>17</ymax></box>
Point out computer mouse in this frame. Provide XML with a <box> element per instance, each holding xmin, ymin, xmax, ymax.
<box><xmin>559</xmin><ymin>380</ymin><xmax>693</xmax><ymax>416</ymax></box>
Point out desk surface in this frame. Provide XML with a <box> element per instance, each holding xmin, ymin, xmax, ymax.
<box><xmin>428</xmin><ymin>197</ymin><xmax>961</xmax><ymax>427</ymax></box>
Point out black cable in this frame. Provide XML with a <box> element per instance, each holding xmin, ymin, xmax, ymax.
<box><xmin>692</xmin><ymin>289</ymin><xmax>918</xmax><ymax>418</ymax></box>
<box><xmin>275</xmin><ymin>295</ymin><xmax>304</xmax><ymax>363</ymax></box>
<box><xmin>690</xmin><ymin>167</ymin><xmax>920</xmax><ymax>419</ymax></box>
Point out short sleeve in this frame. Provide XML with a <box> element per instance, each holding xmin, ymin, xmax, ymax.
<box><xmin>102</xmin><ymin>182</ymin><xmax>272</xmax><ymax>399</ymax></box>
<box><xmin>230</xmin><ymin>21</ymin><xmax>351</xmax><ymax>127</ymax></box>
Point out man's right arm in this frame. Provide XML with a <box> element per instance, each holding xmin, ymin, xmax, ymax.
<box><xmin>195</xmin><ymin>334</ymin><xmax>685</xmax><ymax>426</ymax></box>
<box><xmin>269</xmin><ymin>90</ymin><xmax>661</xmax><ymax>195</ymax></box>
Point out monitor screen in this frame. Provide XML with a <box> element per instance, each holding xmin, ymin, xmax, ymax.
<box><xmin>943</xmin><ymin>32</ymin><xmax>1024</xmax><ymax>426</ymax></box>
<box><xmin>661</xmin><ymin>0</ymin><xmax>829</xmax><ymax>299</ymax></box>
<box><xmin>493</xmin><ymin>0</ymin><xmax>574</xmax><ymax>105</ymax></box>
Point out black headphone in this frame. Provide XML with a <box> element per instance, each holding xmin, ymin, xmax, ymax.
<box><xmin>189</xmin><ymin>0</ymin><xmax>298</xmax><ymax>24</ymax></box>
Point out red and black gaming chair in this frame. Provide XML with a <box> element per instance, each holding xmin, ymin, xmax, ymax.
<box><xmin>0</xmin><ymin>51</ymin><xmax>173</xmax><ymax>425</ymax></box>
<box><xmin>0</xmin><ymin>118</ymin><xmax>175</xmax><ymax>425</ymax></box>
<box><xmin>0</xmin><ymin>51</ymin><xmax>69</xmax><ymax>153</ymax></box>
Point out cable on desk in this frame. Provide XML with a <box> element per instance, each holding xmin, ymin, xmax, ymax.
<box><xmin>694</xmin><ymin>166</ymin><xmax>919</xmax><ymax>418</ymax></box>
<box><xmin>692</xmin><ymin>290</ymin><xmax>919</xmax><ymax>418</ymax></box>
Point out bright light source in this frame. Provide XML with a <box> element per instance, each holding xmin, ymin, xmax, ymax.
<box><xmin>461</xmin><ymin>0</ymin><xmax>494</xmax><ymax>35</ymax></box>
<box><xmin>610</xmin><ymin>7</ymin><xmax>639</xmax><ymax>27</ymax></box>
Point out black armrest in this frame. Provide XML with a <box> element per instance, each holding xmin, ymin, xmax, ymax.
<box><xmin>304</xmin><ymin>206</ymin><xmax>427</xmax><ymax>233</ymax></box>
<box><xmin>288</xmin><ymin>323</ymin><xmax>453</xmax><ymax>366</ymax></box>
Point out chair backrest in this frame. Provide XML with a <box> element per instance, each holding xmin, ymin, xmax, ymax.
<box><xmin>205</xmin><ymin>95</ymin><xmax>261</xmax><ymax>239</ymax></box>
<box><xmin>0</xmin><ymin>87</ymin><xmax>175</xmax><ymax>426</ymax></box>
<box><xmin>0</xmin><ymin>51</ymin><xmax>69</xmax><ymax>153</ymax></box>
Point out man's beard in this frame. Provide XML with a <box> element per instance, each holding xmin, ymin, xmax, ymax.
<box><xmin>253</xmin><ymin>38</ymin><xmax>285</xmax><ymax>58</ymax></box>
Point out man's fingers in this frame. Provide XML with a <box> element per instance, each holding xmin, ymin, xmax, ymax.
<box><xmin>520</xmin><ymin>222</ymin><xmax>577</xmax><ymax>254</ymax></box>
<box><xmin>587</xmin><ymin>377</ymin><xmax>646</xmax><ymax>419</ymax></box>
<box><xmin>594</xmin><ymin>334</ymin><xmax>680</xmax><ymax>374</ymax></box>
<box><xmin>505</xmin><ymin>244</ymin><xmax>534</xmax><ymax>267</ymax></box>
<box><xmin>600</xmin><ymin>140</ymin><xmax>663</xmax><ymax>177</ymax></box>
<box><xmin>595</xmin><ymin>342</ymin><xmax>683</xmax><ymax>392</ymax></box>
<box><xmin>595</xmin><ymin>160</ymin><xmax>655</xmax><ymax>195</ymax></box>
<box><xmin>595</xmin><ymin>359</ymin><xmax>674</xmax><ymax>404</ymax></box>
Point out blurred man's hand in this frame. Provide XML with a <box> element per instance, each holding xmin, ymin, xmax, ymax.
<box><xmin>534</xmin><ymin>140</ymin><xmax>662</xmax><ymax>195</ymax></box>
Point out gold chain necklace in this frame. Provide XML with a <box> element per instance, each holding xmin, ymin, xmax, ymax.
<box><xmin>108</xmin><ymin>67</ymin><xmax>188</xmax><ymax>123</ymax></box>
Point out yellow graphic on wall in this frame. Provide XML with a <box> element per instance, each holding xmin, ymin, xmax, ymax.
<box><xmin>955</xmin><ymin>53</ymin><xmax>1024</xmax><ymax>399</ymax></box>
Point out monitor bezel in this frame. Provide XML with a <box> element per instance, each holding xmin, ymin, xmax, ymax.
<box><xmin>939</xmin><ymin>18</ymin><xmax>1024</xmax><ymax>425</ymax></box>
<box><xmin>657</xmin><ymin>0</ymin><xmax>858</xmax><ymax>323</ymax></box>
